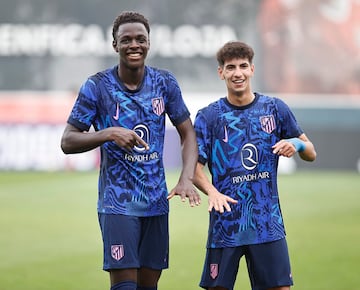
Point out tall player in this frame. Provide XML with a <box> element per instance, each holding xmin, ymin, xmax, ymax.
<box><xmin>193</xmin><ymin>41</ymin><xmax>316</xmax><ymax>290</ymax></box>
<box><xmin>61</xmin><ymin>11</ymin><xmax>200</xmax><ymax>290</ymax></box>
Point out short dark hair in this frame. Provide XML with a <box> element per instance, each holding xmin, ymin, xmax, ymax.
<box><xmin>112</xmin><ymin>11</ymin><xmax>150</xmax><ymax>41</ymax></box>
<box><xmin>216</xmin><ymin>41</ymin><xmax>254</xmax><ymax>67</ymax></box>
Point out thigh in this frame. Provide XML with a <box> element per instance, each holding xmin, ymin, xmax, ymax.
<box><xmin>98</xmin><ymin>213</ymin><xmax>141</xmax><ymax>271</ymax></box>
<box><xmin>200</xmin><ymin>247</ymin><xmax>245</xmax><ymax>290</ymax></box>
<box><xmin>139</xmin><ymin>214</ymin><xmax>169</xmax><ymax>270</ymax></box>
<box><xmin>246</xmin><ymin>238</ymin><xmax>293</xmax><ymax>290</ymax></box>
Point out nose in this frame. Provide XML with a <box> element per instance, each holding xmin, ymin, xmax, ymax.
<box><xmin>128</xmin><ymin>39</ymin><xmax>140</xmax><ymax>48</ymax></box>
<box><xmin>233</xmin><ymin>67</ymin><xmax>243</xmax><ymax>77</ymax></box>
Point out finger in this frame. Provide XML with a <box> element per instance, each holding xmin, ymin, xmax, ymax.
<box><xmin>188</xmin><ymin>195</ymin><xmax>195</xmax><ymax>207</ymax></box>
<box><xmin>229</xmin><ymin>198</ymin><xmax>238</xmax><ymax>204</ymax></box>
<box><xmin>208</xmin><ymin>204</ymin><xmax>214</xmax><ymax>212</ymax></box>
<box><xmin>189</xmin><ymin>191</ymin><xmax>201</xmax><ymax>206</ymax></box>
<box><xmin>224</xmin><ymin>202</ymin><xmax>232</xmax><ymax>212</ymax></box>
<box><xmin>215</xmin><ymin>202</ymin><xmax>224</xmax><ymax>213</ymax></box>
<box><xmin>194</xmin><ymin>193</ymin><xmax>201</xmax><ymax>205</ymax></box>
<box><xmin>134</xmin><ymin>135</ymin><xmax>150</xmax><ymax>150</ymax></box>
<box><xmin>167</xmin><ymin>189</ymin><xmax>176</xmax><ymax>200</ymax></box>
<box><xmin>180</xmin><ymin>191</ymin><xmax>186</xmax><ymax>202</ymax></box>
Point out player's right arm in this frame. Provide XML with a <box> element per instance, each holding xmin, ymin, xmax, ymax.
<box><xmin>61</xmin><ymin>123</ymin><xmax>149</xmax><ymax>154</ymax></box>
<box><xmin>193</xmin><ymin>162</ymin><xmax>237</xmax><ymax>213</ymax></box>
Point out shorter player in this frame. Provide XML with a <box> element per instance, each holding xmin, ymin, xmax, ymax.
<box><xmin>193</xmin><ymin>41</ymin><xmax>316</xmax><ymax>290</ymax></box>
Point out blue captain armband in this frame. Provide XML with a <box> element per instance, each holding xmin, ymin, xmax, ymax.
<box><xmin>287</xmin><ymin>138</ymin><xmax>306</xmax><ymax>152</ymax></box>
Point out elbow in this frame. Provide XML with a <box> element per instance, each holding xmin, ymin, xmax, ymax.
<box><xmin>301</xmin><ymin>149</ymin><xmax>317</xmax><ymax>162</ymax></box>
<box><xmin>60</xmin><ymin>140</ymin><xmax>70</xmax><ymax>154</ymax></box>
<box><xmin>309</xmin><ymin>150</ymin><xmax>317</xmax><ymax>162</ymax></box>
<box><xmin>60</xmin><ymin>135</ymin><xmax>73</xmax><ymax>154</ymax></box>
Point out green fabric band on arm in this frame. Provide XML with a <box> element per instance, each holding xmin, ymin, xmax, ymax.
<box><xmin>287</xmin><ymin>138</ymin><xmax>306</xmax><ymax>152</ymax></box>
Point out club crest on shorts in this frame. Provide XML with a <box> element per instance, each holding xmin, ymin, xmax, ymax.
<box><xmin>111</xmin><ymin>245</ymin><xmax>124</xmax><ymax>261</ymax></box>
<box><xmin>152</xmin><ymin>97</ymin><xmax>165</xmax><ymax>116</ymax></box>
<box><xmin>260</xmin><ymin>115</ymin><xmax>276</xmax><ymax>134</ymax></box>
<box><xmin>210</xmin><ymin>263</ymin><xmax>218</xmax><ymax>279</ymax></box>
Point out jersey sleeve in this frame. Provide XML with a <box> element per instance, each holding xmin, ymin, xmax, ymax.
<box><xmin>275</xmin><ymin>98</ymin><xmax>304</xmax><ymax>138</ymax></box>
<box><xmin>67</xmin><ymin>77</ymin><xmax>99</xmax><ymax>132</ymax></box>
<box><xmin>194</xmin><ymin>108</ymin><xmax>211</xmax><ymax>165</ymax></box>
<box><xmin>163</xmin><ymin>71</ymin><xmax>190</xmax><ymax>126</ymax></box>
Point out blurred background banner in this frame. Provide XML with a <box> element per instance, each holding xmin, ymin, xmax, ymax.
<box><xmin>0</xmin><ymin>0</ymin><xmax>359</xmax><ymax>171</ymax></box>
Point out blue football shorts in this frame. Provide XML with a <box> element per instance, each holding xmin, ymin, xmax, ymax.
<box><xmin>200</xmin><ymin>238</ymin><xmax>293</xmax><ymax>290</ymax></box>
<box><xmin>98</xmin><ymin>213</ymin><xmax>169</xmax><ymax>272</ymax></box>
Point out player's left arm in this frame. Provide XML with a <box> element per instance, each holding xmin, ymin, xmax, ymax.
<box><xmin>272</xmin><ymin>133</ymin><xmax>317</xmax><ymax>161</ymax></box>
<box><xmin>167</xmin><ymin>118</ymin><xmax>201</xmax><ymax>207</ymax></box>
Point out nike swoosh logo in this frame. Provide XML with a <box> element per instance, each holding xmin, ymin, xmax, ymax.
<box><xmin>113</xmin><ymin>102</ymin><xmax>119</xmax><ymax>120</ymax></box>
<box><xmin>222</xmin><ymin>126</ymin><xmax>228</xmax><ymax>142</ymax></box>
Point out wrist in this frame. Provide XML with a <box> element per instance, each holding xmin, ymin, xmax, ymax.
<box><xmin>287</xmin><ymin>137</ymin><xmax>306</xmax><ymax>152</ymax></box>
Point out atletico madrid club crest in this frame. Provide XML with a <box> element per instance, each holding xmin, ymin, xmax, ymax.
<box><xmin>210</xmin><ymin>263</ymin><xmax>218</xmax><ymax>279</ymax></box>
<box><xmin>259</xmin><ymin>115</ymin><xmax>276</xmax><ymax>133</ymax></box>
<box><xmin>152</xmin><ymin>97</ymin><xmax>165</xmax><ymax>116</ymax></box>
<box><xmin>111</xmin><ymin>245</ymin><xmax>124</xmax><ymax>261</ymax></box>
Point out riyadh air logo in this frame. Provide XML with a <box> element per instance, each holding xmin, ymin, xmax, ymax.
<box><xmin>111</xmin><ymin>245</ymin><xmax>124</xmax><ymax>261</ymax></box>
<box><xmin>133</xmin><ymin>124</ymin><xmax>150</xmax><ymax>152</ymax></box>
<box><xmin>260</xmin><ymin>115</ymin><xmax>276</xmax><ymax>134</ymax></box>
<box><xmin>152</xmin><ymin>97</ymin><xmax>165</xmax><ymax>116</ymax></box>
<box><xmin>241</xmin><ymin>143</ymin><xmax>259</xmax><ymax>170</ymax></box>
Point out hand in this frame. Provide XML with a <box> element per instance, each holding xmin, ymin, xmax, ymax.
<box><xmin>167</xmin><ymin>179</ymin><xmax>201</xmax><ymax>207</ymax></box>
<box><xmin>208</xmin><ymin>191</ymin><xmax>237</xmax><ymax>213</ymax></box>
<box><xmin>108</xmin><ymin>127</ymin><xmax>149</xmax><ymax>151</ymax></box>
<box><xmin>272</xmin><ymin>139</ymin><xmax>297</xmax><ymax>158</ymax></box>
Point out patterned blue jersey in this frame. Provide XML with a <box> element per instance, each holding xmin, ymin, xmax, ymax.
<box><xmin>194</xmin><ymin>93</ymin><xmax>303</xmax><ymax>248</ymax></box>
<box><xmin>67</xmin><ymin>65</ymin><xmax>190</xmax><ymax>217</ymax></box>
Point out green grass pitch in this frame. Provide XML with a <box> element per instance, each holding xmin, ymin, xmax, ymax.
<box><xmin>0</xmin><ymin>170</ymin><xmax>359</xmax><ymax>289</ymax></box>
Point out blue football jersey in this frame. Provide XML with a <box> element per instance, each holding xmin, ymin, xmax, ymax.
<box><xmin>194</xmin><ymin>93</ymin><xmax>303</xmax><ymax>248</ymax></box>
<box><xmin>67</xmin><ymin>65</ymin><xmax>190</xmax><ymax>216</ymax></box>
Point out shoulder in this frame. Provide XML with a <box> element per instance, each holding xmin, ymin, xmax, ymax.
<box><xmin>196</xmin><ymin>98</ymin><xmax>223</xmax><ymax>124</ymax></box>
<box><xmin>83</xmin><ymin>67</ymin><xmax>114</xmax><ymax>89</ymax></box>
<box><xmin>146</xmin><ymin>66</ymin><xmax>175</xmax><ymax>79</ymax></box>
<box><xmin>255</xmin><ymin>92</ymin><xmax>290</xmax><ymax>110</ymax></box>
<box><xmin>198</xmin><ymin>98</ymin><xmax>222</xmax><ymax>114</ymax></box>
<box><xmin>79</xmin><ymin>67</ymin><xmax>114</xmax><ymax>97</ymax></box>
<box><xmin>89</xmin><ymin>67</ymin><xmax>114</xmax><ymax>82</ymax></box>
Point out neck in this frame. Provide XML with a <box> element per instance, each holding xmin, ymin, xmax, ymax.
<box><xmin>227</xmin><ymin>91</ymin><xmax>255</xmax><ymax>107</ymax></box>
<box><xmin>117</xmin><ymin>65</ymin><xmax>144</xmax><ymax>90</ymax></box>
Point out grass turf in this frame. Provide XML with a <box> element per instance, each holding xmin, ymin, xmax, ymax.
<box><xmin>0</xmin><ymin>170</ymin><xmax>359</xmax><ymax>289</ymax></box>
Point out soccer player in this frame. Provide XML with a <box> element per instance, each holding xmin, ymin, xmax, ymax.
<box><xmin>60</xmin><ymin>11</ymin><xmax>200</xmax><ymax>290</ymax></box>
<box><xmin>193</xmin><ymin>41</ymin><xmax>316</xmax><ymax>290</ymax></box>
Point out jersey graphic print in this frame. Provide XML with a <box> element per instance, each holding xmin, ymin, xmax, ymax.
<box><xmin>67</xmin><ymin>66</ymin><xmax>190</xmax><ymax>217</ymax></box>
<box><xmin>194</xmin><ymin>94</ymin><xmax>303</xmax><ymax>248</ymax></box>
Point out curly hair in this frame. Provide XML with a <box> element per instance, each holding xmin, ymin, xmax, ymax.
<box><xmin>216</xmin><ymin>41</ymin><xmax>254</xmax><ymax>67</ymax></box>
<box><xmin>112</xmin><ymin>11</ymin><xmax>150</xmax><ymax>41</ymax></box>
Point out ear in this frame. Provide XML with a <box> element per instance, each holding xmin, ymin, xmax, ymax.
<box><xmin>112</xmin><ymin>40</ymin><xmax>118</xmax><ymax>52</ymax></box>
<box><xmin>217</xmin><ymin>66</ymin><xmax>224</xmax><ymax>80</ymax></box>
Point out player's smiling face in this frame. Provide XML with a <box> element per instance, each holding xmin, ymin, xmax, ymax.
<box><xmin>218</xmin><ymin>57</ymin><xmax>254</xmax><ymax>95</ymax></box>
<box><xmin>113</xmin><ymin>22</ymin><xmax>150</xmax><ymax>69</ymax></box>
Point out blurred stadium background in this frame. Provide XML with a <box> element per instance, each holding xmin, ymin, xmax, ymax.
<box><xmin>0</xmin><ymin>0</ymin><xmax>359</xmax><ymax>172</ymax></box>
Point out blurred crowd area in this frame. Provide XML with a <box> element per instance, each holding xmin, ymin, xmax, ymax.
<box><xmin>0</xmin><ymin>0</ymin><xmax>359</xmax><ymax>171</ymax></box>
<box><xmin>0</xmin><ymin>0</ymin><xmax>359</xmax><ymax>95</ymax></box>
